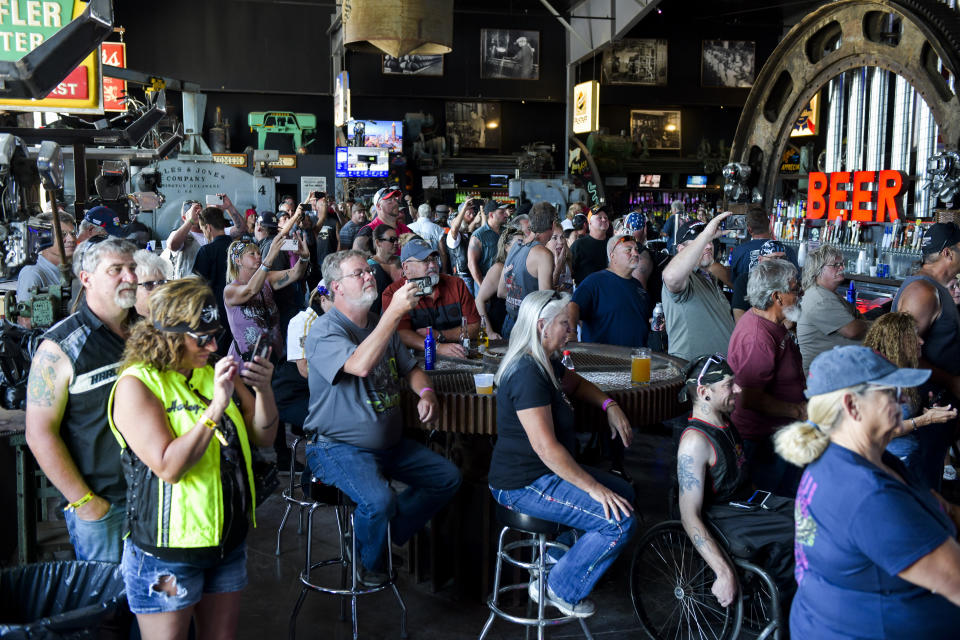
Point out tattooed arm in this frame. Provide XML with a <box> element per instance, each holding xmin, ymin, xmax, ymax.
<box><xmin>24</xmin><ymin>341</ymin><xmax>109</xmax><ymax>521</ymax></box>
<box><xmin>677</xmin><ymin>430</ymin><xmax>738</xmax><ymax>607</ymax></box>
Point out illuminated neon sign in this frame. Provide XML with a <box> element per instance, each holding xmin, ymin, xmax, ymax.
<box><xmin>806</xmin><ymin>170</ymin><xmax>907</xmax><ymax>221</ymax></box>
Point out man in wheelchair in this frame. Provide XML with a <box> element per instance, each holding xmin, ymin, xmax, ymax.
<box><xmin>676</xmin><ymin>354</ymin><xmax>796</xmax><ymax>608</ymax></box>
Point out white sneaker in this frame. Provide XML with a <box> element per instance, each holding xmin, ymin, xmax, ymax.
<box><xmin>944</xmin><ymin>465</ymin><xmax>957</xmax><ymax>481</ymax></box>
<box><xmin>527</xmin><ymin>578</ymin><xmax>596</xmax><ymax>618</ymax></box>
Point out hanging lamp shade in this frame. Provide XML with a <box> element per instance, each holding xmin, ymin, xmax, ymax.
<box><xmin>342</xmin><ymin>0</ymin><xmax>453</xmax><ymax>58</ymax></box>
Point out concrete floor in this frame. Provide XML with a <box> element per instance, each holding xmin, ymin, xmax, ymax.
<box><xmin>240</xmin><ymin>428</ymin><xmax>675</xmax><ymax>640</ymax></box>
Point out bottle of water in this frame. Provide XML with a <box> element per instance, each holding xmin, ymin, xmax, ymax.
<box><xmin>424</xmin><ymin>327</ymin><xmax>436</xmax><ymax>371</ymax></box>
<box><xmin>561</xmin><ymin>350</ymin><xmax>575</xmax><ymax>371</ymax></box>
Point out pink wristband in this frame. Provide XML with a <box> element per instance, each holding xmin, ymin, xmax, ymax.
<box><xmin>419</xmin><ymin>387</ymin><xmax>434</xmax><ymax>398</ymax></box>
<box><xmin>602</xmin><ymin>398</ymin><xmax>616</xmax><ymax>412</ymax></box>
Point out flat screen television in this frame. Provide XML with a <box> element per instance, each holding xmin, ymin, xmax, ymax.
<box><xmin>346</xmin><ymin>120</ymin><xmax>403</xmax><ymax>153</ymax></box>
<box><xmin>686</xmin><ymin>175</ymin><xmax>708</xmax><ymax>188</ymax></box>
<box><xmin>638</xmin><ymin>174</ymin><xmax>661</xmax><ymax>188</ymax></box>
<box><xmin>335</xmin><ymin>147</ymin><xmax>390</xmax><ymax>178</ymax></box>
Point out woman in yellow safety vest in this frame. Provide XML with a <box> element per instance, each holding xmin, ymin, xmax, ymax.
<box><xmin>108</xmin><ymin>277</ymin><xmax>278</xmax><ymax>639</ymax></box>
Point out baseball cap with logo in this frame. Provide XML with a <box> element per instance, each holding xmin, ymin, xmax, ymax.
<box><xmin>257</xmin><ymin>211</ymin><xmax>279</xmax><ymax>228</ymax></box>
<box><xmin>400</xmin><ymin>237</ymin><xmax>439</xmax><ymax>262</ymax></box>
<box><xmin>84</xmin><ymin>206</ymin><xmax>125</xmax><ymax>237</ymax></box>
<box><xmin>676</xmin><ymin>220</ymin><xmax>707</xmax><ymax>245</ymax></box>
<box><xmin>921</xmin><ymin>222</ymin><xmax>960</xmax><ymax>255</ymax></box>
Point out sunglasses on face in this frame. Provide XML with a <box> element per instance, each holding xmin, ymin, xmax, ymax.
<box><xmin>138</xmin><ymin>279</ymin><xmax>168</xmax><ymax>292</ymax></box>
<box><xmin>379</xmin><ymin>236</ymin><xmax>398</xmax><ymax>243</ymax></box>
<box><xmin>187</xmin><ymin>330</ymin><xmax>221</xmax><ymax>348</ymax></box>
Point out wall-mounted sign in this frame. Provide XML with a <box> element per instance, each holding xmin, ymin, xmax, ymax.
<box><xmin>806</xmin><ymin>170</ymin><xmax>907</xmax><ymax>221</ymax></box>
<box><xmin>101</xmin><ymin>41</ymin><xmax>126</xmax><ymax>112</ymax></box>
<box><xmin>212</xmin><ymin>153</ymin><xmax>247</xmax><ymax>168</ymax></box>
<box><xmin>791</xmin><ymin>93</ymin><xmax>819</xmax><ymax>137</ymax></box>
<box><xmin>334</xmin><ymin>71</ymin><xmax>350</xmax><ymax>128</ymax></box>
<box><xmin>270</xmin><ymin>155</ymin><xmax>297</xmax><ymax>169</ymax></box>
<box><xmin>300</xmin><ymin>176</ymin><xmax>326</xmax><ymax>202</ymax></box>
<box><xmin>0</xmin><ymin>1</ymin><xmax>103</xmax><ymax>113</ymax></box>
<box><xmin>572</xmin><ymin>80</ymin><xmax>599</xmax><ymax>134</ymax></box>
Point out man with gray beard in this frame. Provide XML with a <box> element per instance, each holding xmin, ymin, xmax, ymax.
<box><xmin>25</xmin><ymin>237</ymin><xmax>139</xmax><ymax>563</ymax></box>
<box><xmin>727</xmin><ymin>258</ymin><xmax>806</xmax><ymax>498</ymax></box>
<box><xmin>661</xmin><ymin>215</ymin><xmax>736</xmax><ymax>361</ymax></box>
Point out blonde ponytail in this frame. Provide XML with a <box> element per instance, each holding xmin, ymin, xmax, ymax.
<box><xmin>774</xmin><ymin>385</ymin><xmax>868</xmax><ymax>466</ymax></box>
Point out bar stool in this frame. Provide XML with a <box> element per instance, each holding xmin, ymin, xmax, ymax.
<box><xmin>276</xmin><ymin>436</ymin><xmax>310</xmax><ymax>556</ymax></box>
<box><xmin>478</xmin><ymin>504</ymin><xmax>594</xmax><ymax>640</ymax></box>
<box><xmin>288</xmin><ymin>469</ymin><xmax>407</xmax><ymax>640</ymax></box>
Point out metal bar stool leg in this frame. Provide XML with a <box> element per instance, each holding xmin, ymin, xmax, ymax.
<box><xmin>336</xmin><ymin>504</ymin><xmax>348</xmax><ymax>622</ymax></box>
<box><xmin>350</xmin><ymin>510</ymin><xmax>360</xmax><ymax>640</ymax></box>
<box><xmin>478</xmin><ymin>526</ymin><xmax>509</xmax><ymax>640</ymax></box>
<box><xmin>387</xmin><ymin>521</ymin><xmax>408</xmax><ymax>639</ymax></box>
<box><xmin>537</xmin><ymin>534</ymin><xmax>547</xmax><ymax>640</ymax></box>
<box><xmin>276</xmin><ymin>502</ymin><xmax>293</xmax><ymax>556</ymax></box>
<box><xmin>289</xmin><ymin>502</ymin><xmax>319</xmax><ymax>640</ymax></box>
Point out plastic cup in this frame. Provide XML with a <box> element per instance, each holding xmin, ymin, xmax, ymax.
<box><xmin>474</xmin><ymin>373</ymin><xmax>495</xmax><ymax>395</ymax></box>
<box><xmin>631</xmin><ymin>348</ymin><xmax>651</xmax><ymax>384</ymax></box>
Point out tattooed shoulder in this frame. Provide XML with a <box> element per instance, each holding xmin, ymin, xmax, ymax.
<box><xmin>678</xmin><ymin>453</ymin><xmax>702</xmax><ymax>494</ymax></box>
<box><xmin>27</xmin><ymin>345</ymin><xmax>63</xmax><ymax>408</ymax></box>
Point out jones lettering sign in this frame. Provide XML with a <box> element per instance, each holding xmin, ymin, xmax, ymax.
<box><xmin>806</xmin><ymin>170</ymin><xmax>907</xmax><ymax>221</ymax></box>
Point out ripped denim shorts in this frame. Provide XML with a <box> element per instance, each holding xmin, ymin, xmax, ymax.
<box><xmin>120</xmin><ymin>539</ymin><xmax>248</xmax><ymax>614</ymax></box>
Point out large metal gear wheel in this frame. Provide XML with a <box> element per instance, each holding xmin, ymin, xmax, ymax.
<box><xmin>729</xmin><ymin>0</ymin><xmax>960</xmax><ymax>210</ymax></box>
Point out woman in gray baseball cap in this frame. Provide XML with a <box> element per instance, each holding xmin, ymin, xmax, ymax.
<box><xmin>775</xmin><ymin>345</ymin><xmax>960</xmax><ymax>639</ymax></box>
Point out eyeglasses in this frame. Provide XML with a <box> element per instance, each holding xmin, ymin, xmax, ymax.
<box><xmin>696</xmin><ymin>354</ymin><xmax>727</xmax><ymax>386</ymax></box>
<box><xmin>379</xmin><ymin>236</ymin><xmax>398</xmax><ymax>243</ymax></box>
<box><xmin>340</xmin><ymin>268</ymin><xmax>376</xmax><ymax>281</ymax></box>
<box><xmin>138</xmin><ymin>279</ymin><xmax>168</xmax><ymax>292</ymax></box>
<box><xmin>825</xmin><ymin>262</ymin><xmax>845</xmax><ymax>270</ymax></box>
<box><xmin>870</xmin><ymin>385</ymin><xmax>903</xmax><ymax>402</ymax></box>
<box><xmin>187</xmin><ymin>330</ymin><xmax>220</xmax><ymax>348</ymax></box>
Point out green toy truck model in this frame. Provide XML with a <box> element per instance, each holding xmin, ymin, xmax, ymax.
<box><xmin>247</xmin><ymin>111</ymin><xmax>317</xmax><ymax>152</ymax></box>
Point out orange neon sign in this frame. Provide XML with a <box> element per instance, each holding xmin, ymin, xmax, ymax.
<box><xmin>806</xmin><ymin>170</ymin><xmax>907</xmax><ymax>221</ymax></box>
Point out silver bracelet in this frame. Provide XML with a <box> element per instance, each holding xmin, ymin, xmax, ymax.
<box><xmin>259</xmin><ymin>264</ymin><xmax>269</xmax><ymax>273</ymax></box>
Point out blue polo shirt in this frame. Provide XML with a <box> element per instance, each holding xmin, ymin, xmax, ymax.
<box><xmin>571</xmin><ymin>269</ymin><xmax>650</xmax><ymax>347</ymax></box>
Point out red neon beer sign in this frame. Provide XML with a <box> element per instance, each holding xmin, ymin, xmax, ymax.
<box><xmin>806</xmin><ymin>170</ymin><xmax>907</xmax><ymax>221</ymax></box>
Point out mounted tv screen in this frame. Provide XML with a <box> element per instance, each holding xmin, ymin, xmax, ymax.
<box><xmin>686</xmin><ymin>175</ymin><xmax>708</xmax><ymax>188</ymax></box>
<box><xmin>638</xmin><ymin>174</ymin><xmax>661</xmax><ymax>188</ymax></box>
<box><xmin>336</xmin><ymin>146</ymin><xmax>390</xmax><ymax>178</ymax></box>
<box><xmin>346</xmin><ymin>120</ymin><xmax>403</xmax><ymax>153</ymax></box>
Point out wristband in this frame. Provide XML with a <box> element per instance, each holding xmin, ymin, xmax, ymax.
<box><xmin>259</xmin><ymin>264</ymin><xmax>270</xmax><ymax>273</ymax></box>
<box><xmin>64</xmin><ymin>490</ymin><xmax>93</xmax><ymax>512</ymax></box>
<box><xmin>602</xmin><ymin>398</ymin><xmax>617</xmax><ymax>412</ymax></box>
<box><xmin>298</xmin><ymin>256</ymin><xmax>309</xmax><ymax>263</ymax></box>
<box><xmin>912</xmin><ymin>418</ymin><xmax>918</xmax><ymax>431</ymax></box>
<box><xmin>419</xmin><ymin>387</ymin><xmax>434</xmax><ymax>398</ymax></box>
<box><xmin>203</xmin><ymin>416</ymin><xmax>230</xmax><ymax>447</ymax></box>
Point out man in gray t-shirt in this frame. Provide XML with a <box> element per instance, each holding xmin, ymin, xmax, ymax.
<box><xmin>661</xmin><ymin>215</ymin><xmax>735</xmax><ymax>362</ymax></box>
<box><xmin>303</xmin><ymin>250</ymin><xmax>461</xmax><ymax>585</ymax></box>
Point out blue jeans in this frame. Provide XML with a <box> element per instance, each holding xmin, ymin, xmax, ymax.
<box><xmin>490</xmin><ymin>467</ymin><xmax>637</xmax><ymax>605</ymax></box>
<box><xmin>121</xmin><ymin>540</ymin><xmax>248</xmax><ymax>614</ymax></box>
<box><xmin>305</xmin><ymin>438</ymin><xmax>461</xmax><ymax>572</ymax></box>
<box><xmin>64</xmin><ymin>501</ymin><xmax>125</xmax><ymax>563</ymax></box>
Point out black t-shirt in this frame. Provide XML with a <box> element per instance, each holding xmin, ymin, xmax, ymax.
<box><xmin>314</xmin><ymin>218</ymin><xmax>338</xmax><ymax>265</ymax></box>
<box><xmin>489</xmin><ymin>355</ymin><xmax>577</xmax><ymax>489</ymax></box>
<box><xmin>732</xmin><ymin>271</ymin><xmax>749</xmax><ymax>312</ymax></box>
<box><xmin>571</xmin><ymin>235</ymin><xmax>608</xmax><ymax>286</ymax></box>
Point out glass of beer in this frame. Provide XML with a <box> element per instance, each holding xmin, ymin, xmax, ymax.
<box><xmin>631</xmin><ymin>348</ymin><xmax>651</xmax><ymax>385</ymax></box>
<box><xmin>474</xmin><ymin>373</ymin><xmax>495</xmax><ymax>395</ymax></box>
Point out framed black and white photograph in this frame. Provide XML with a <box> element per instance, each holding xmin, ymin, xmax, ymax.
<box><xmin>445</xmin><ymin>102</ymin><xmax>501</xmax><ymax>150</ymax></box>
<box><xmin>481</xmin><ymin>29</ymin><xmax>540</xmax><ymax>80</ymax></box>
<box><xmin>601</xmin><ymin>39</ymin><xmax>668</xmax><ymax>85</ymax></box>
<box><xmin>630</xmin><ymin>109</ymin><xmax>681</xmax><ymax>151</ymax></box>
<box><xmin>382</xmin><ymin>54</ymin><xmax>444</xmax><ymax>77</ymax></box>
<box><xmin>701</xmin><ymin>40</ymin><xmax>756</xmax><ymax>88</ymax></box>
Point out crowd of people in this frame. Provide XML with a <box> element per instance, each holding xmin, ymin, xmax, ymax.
<box><xmin>19</xmin><ymin>188</ymin><xmax>960</xmax><ymax>638</ymax></box>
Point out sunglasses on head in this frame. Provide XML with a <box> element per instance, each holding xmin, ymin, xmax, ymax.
<box><xmin>696</xmin><ymin>353</ymin><xmax>727</xmax><ymax>386</ymax></box>
<box><xmin>537</xmin><ymin>290</ymin><xmax>563</xmax><ymax>318</ymax></box>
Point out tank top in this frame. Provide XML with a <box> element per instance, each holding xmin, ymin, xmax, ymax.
<box><xmin>472</xmin><ymin>224</ymin><xmax>501</xmax><ymax>277</ymax></box>
<box><xmin>681</xmin><ymin>417</ymin><xmax>748</xmax><ymax>504</ymax></box>
<box><xmin>504</xmin><ymin>240</ymin><xmax>542</xmax><ymax>320</ymax></box>
<box><xmin>893</xmin><ymin>274</ymin><xmax>960</xmax><ymax>375</ymax></box>
<box><xmin>444</xmin><ymin>231</ymin><xmax>470</xmax><ymax>276</ymax></box>
<box><xmin>224</xmin><ymin>280</ymin><xmax>282</xmax><ymax>361</ymax></box>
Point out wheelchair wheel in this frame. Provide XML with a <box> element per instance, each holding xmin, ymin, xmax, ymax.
<box><xmin>630</xmin><ymin>521</ymin><xmax>742</xmax><ymax>640</ymax></box>
<box><xmin>734</xmin><ymin>559</ymin><xmax>782</xmax><ymax>640</ymax></box>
